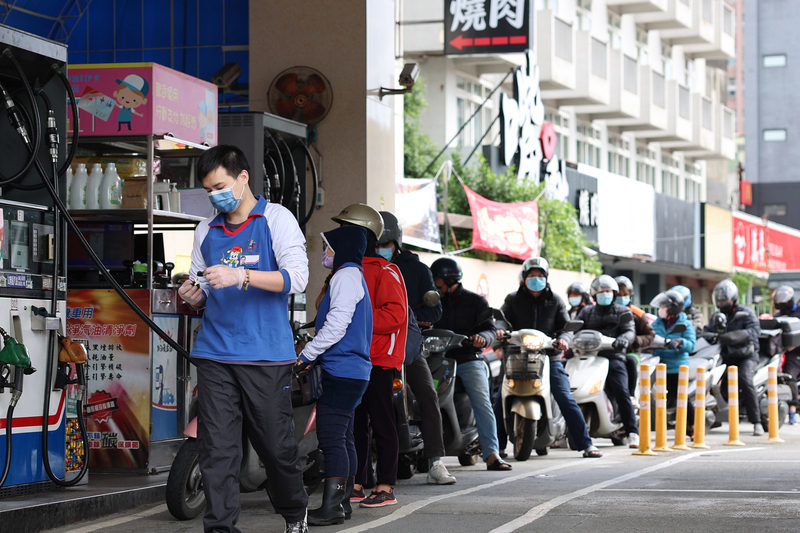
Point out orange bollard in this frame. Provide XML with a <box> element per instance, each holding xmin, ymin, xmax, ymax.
<box><xmin>767</xmin><ymin>366</ymin><xmax>785</xmax><ymax>443</ymax></box>
<box><xmin>691</xmin><ymin>367</ymin><xmax>710</xmax><ymax>449</ymax></box>
<box><xmin>633</xmin><ymin>364</ymin><xmax>657</xmax><ymax>456</ymax></box>
<box><xmin>653</xmin><ymin>364</ymin><xmax>673</xmax><ymax>452</ymax></box>
<box><xmin>724</xmin><ymin>366</ymin><xmax>745</xmax><ymax>446</ymax></box>
<box><xmin>672</xmin><ymin>365</ymin><xmax>691</xmax><ymax>451</ymax></box>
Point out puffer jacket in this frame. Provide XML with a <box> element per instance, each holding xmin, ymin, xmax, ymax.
<box><xmin>393</xmin><ymin>249</ymin><xmax>442</xmax><ymax>325</ymax></box>
<box><xmin>704</xmin><ymin>304</ymin><xmax>760</xmax><ymax>364</ymax></box>
<box><xmin>575</xmin><ymin>303</ymin><xmax>636</xmax><ymax>357</ymax></box>
<box><xmin>501</xmin><ymin>285</ymin><xmax>573</xmax><ymax>360</ymax></box>
<box><xmin>652</xmin><ymin>312</ymin><xmax>697</xmax><ymax>374</ymax></box>
<box><xmin>434</xmin><ymin>285</ymin><xmax>497</xmax><ymax>365</ymax></box>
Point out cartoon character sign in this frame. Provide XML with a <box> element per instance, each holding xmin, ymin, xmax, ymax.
<box><xmin>221</xmin><ymin>246</ymin><xmax>244</xmax><ymax>267</ymax></box>
<box><xmin>113</xmin><ymin>75</ymin><xmax>149</xmax><ymax>131</ymax></box>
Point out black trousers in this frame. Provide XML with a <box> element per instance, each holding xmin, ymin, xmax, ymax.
<box><xmin>666</xmin><ymin>372</ymin><xmax>695</xmax><ymax>432</ymax></box>
<box><xmin>721</xmin><ymin>357</ymin><xmax>761</xmax><ymax>424</ymax></box>
<box><xmin>194</xmin><ymin>358</ymin><xmax>307</xmax><ymax>532</ymax></box>
<box><xmin>783</xmin><ymin>351</ymin><xmax>800</xmax><ymax>407</ymax></box>
<box><xmin>405</xmin><ymin>356</ymin><xmax>445</xmax><ymax>459</ymax></box>
<box><xmin>606</xmin><ymin>357</ymin><xmax>638</xmax><ymax>435</ymax></box>
<box><xmin>355</xmin><ymin>367</ymin><xmax>399</xmax><ymax>486</ymax></box>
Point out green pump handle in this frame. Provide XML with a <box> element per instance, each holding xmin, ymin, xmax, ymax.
<box><xmin>0</xmin><ymin>328</ymin><xmax>33</xmax><ymax>370</ymax></box>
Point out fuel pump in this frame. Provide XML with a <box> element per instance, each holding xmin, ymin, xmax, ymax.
<box><xmin>0</xmin><ymin>327</ymin><xmax>35</xmax><ymax>487</ymax></box>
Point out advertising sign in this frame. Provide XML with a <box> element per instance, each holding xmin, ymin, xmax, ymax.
<box><xmin>445</xmin><ymin>0</ymin><xmax>532</xmax><ymax>54</ymax></box>
<box><xmin>655</xmin><ymin>193</ymin><xmax>697</xmax><ymax>268</ymax></box>
<box><xmin>395</xmin><ymin>178</ymin><xmax>442</xmax><ymax>252</ymax></box>
<box><xmin>732</xmin><ymin>212</ymin><xmax>800</xmax><ymax>273</ymax></box>
<box><xmin>67</xmin><ymin>289</ymin><xmax>151</xmax><ymax>470</ymax></box>
<box><xmin>67</xmin><ymin>63</ymin><xmax>218</xmax><ymax>146</ymax></box>
<box><xmin>463</xmin><ymin>184</ymin><xmax>539</xmax><ymax>260</ymax></box>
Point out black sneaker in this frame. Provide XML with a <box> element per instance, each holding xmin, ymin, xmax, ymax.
<box><xmin>359</xmin><ymin>489</ymin><xmax>397</xmax><ymax>508</ymax></box>
<box><xmin>350</xmin><ymin>486</ymin><xmax>366</xmax><ymax>502</ymax></box>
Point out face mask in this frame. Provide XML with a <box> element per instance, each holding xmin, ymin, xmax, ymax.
<box><xmin>658</xmin><ymin>307</ymin><xmax>669</xmax><ymax>319</ymax></box>
<box><xmin>719</xmin><ymin>303</ymin><xmax>734</xmax><ymax>314</ymax></box>
<box><xmin>596</xmin><ymin>292</ymin><xmax>614</xmax><ymax>306</ymax></box>
<box><xmin>321</xmin><ymin>250</ymin><xmax>334</xmax><ymax>269</ymax></box>
<box><xmin>376</xmin><ymin>248</ymin><xmax>394</xmax><ymax>262</ymax></box>
<box><xmin>568</xmin><ymin>296</ymin><xmax>583</xmax><ymax>307</ymax></box>
<box><xmin>526</xmin><ymin>277</ymin><xmax>546</xmax><ymax>292</ymax></box>
<box><xmin>208</xmin><ymin>176</ymin><xmax>244</xmax><ymax>213</ymax></box>
<box><xmin>616</xmin><ymin>296</ymin><xmax>631</xmax><ymax>306</ymax></box>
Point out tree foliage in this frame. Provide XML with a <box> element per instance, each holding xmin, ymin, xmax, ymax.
<box><xmin>404</xmin><ymin>79</ymin><xmax>439</xmax><ymax>179</ymax></box>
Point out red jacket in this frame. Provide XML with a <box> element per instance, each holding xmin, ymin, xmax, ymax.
<box><xmin>362</xmin><ymin>256</ymin><xmax>408</xmax><ymax>370</ymax></box>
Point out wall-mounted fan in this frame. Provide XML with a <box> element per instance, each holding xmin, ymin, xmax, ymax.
<box><xmin>268</xmin><ymin>67</ymin><xmax>333</xmax><ymax>126</ymax></box>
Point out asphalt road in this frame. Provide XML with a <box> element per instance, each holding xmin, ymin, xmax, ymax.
<box><xmin>46</xmin><ymin>423</ymin><xmax>800</xmax><ymax>533</ymax></box>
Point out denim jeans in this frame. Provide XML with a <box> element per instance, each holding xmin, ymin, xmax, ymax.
<box><xmin>550</xmin><ymin>359</ymin><xmax>593</xmax><ymax>451</ymax></box>
<box><xmin>457</xmin><ymin>360</ymin><xmax>500</xmax><ymax>460</ymax></box>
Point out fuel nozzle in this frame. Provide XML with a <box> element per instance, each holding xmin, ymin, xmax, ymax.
<box><xmin>0</xmin><ymin>83</ymin><xmax>31</xmax><ymax>148</ymax></box>
<box><xmin>55</xmin><ymin>336</ymin><xmax>88</xmax><ymax>399</ymax></box>
<box><xmin>46</xmin><ymin>109</ymin><xmax>59</xmax><ymax>163</ymax></box>
<box><xmin>0</xmin><ymin>328</ymin><xmax>34</xmax><ymax>406</ymax></box>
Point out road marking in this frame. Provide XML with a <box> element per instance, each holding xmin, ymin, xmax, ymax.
<box><xmin>68</xmin><ymin>504</ymin><xmax>168</xmax><ymax>533</ymax></box>
<box><xmin>685</xmin><ymin>459</ymin><xmax>800</xmax><ymax>463</ymax></box>
<box><xmin>599</xmin><ymin>488</ymin><xmax>800</xmax><ymax>494</ymax></box>
<box><xmin>486</xmin><ymin>447</ymin><xmax>764</xmax><ymax>533</ymax></box>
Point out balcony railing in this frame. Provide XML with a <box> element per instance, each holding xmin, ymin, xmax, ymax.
<box><xmin>723</xmin><ymin>107</ymin><xmax>734</xmax><ymax>139</ymax></box>
<box><xmin>679</xmin><ymin>85</ymin><xmax>691</xmax><ymax>118</ymax></box>
<box><xmin>702</xmin><ymin>0</ymin><xmax>713</xmax><ymax>21</ymax></box>
<box><xmin>653</xmin><ymin>71</ymin><xmax>666</xmax><ymax>108</ymax></box>
<box><xmin>702</xmin><ymin>96</ymin><xmax>713</xmax><ymax>129</ymax></box>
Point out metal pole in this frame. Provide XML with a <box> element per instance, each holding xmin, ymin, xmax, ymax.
<box><xmin>443</xmin><ymin>162</ymin><xmax>450</xmax><ymax>253</ymax></box>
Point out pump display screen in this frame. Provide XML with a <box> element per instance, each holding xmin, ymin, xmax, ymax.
<box><xmin>10</xmin><ymin>220</ymin><xmax>29</xmax><ymax>270</ymax></box>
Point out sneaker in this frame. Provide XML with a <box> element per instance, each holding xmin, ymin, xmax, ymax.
<box><xmin>753</xmin><ymin>423</ymin><xmax>764</xmax><ymax>436</ymax></box>
<box><xmin>790</xmin><ymin>411</ymin><xmax>797</xmax><ymax>425</ymax></box>
<box><xmin>427</xmin><ymin>461</ymin><xmax>457</xmax><ymax>485</ymax></box>
<box><xmin>628</xmin><ymin>433</ymin><xmax>640</xmax><ymax>449</ymax></box>
<box><xmin>284</xmin><ymin>511</ymin><xmax>308</xmax><ymax>533</ymax></box>
<box><xmin>350</xmin><ymin>487</ymin><xmax>366</xmax><ymax>502</ymax></box>
<box><xmin>359</xmin><ymin>489</ymin><xmax>397</xmax><ymax>508</ymax></box>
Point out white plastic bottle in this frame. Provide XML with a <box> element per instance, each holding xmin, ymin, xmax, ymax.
<box><xmin>85</xmin><ymin>163</ymin><xmax>104</xmax><ymax>209</ymax></box>
<box><xmin>65</xmin><ymin>166</ymin><xmax>74</xmax><ymax>209</ymax></box>
<box><xmin>99</xmin><ymin>162</ymin><xmax>122</xmax><ymax>209</ymax></box>
<box><xmin>69</xmin><ymin>163</ymin><xmax>89</xmax><ymax>210</ymax></box>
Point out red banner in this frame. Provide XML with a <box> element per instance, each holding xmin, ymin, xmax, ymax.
<box><xmin>463</xmin><ymin>185</ymin><xmax>539</xmax><ymax>260</ymax></box>
<box><xmin>733</xmin><ymin>212</ymin><xmax>800</xmax><ymax>273</ymax></box>
<box><xmin>740</xmin><ymin>180</ymin><xmax>753</xmax><ymax>206</ymax></box>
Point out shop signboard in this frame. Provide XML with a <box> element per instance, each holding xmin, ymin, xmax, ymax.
<box><xmin>655</xmin><ymin>193</ymin><xmax>698</xmax><ymax>268</ymax></box>
<box><xmin>702</xmin><ymin>204</ymin><xmax>733</xmax><ymax>273</ymax></box>
<box><xmin>563</xmin><ymin>165</ymin><xmax>598</xmax><ymax>244</ymax></box>
<box><xmin>151</xmin><ymin>315</ymin><xmax>180</xmax><ymax>441</ymax></box>
<box><xmin>463</xmin><ymin>184</ymin><xmax>539</xmax><ymax>260</ymax></box>
<box><xmin>445</xmin><ymin>0</ymin><xmax>532</xmax><ymax>54</ymax></box>
<box><xmin>395</xmin><ymin>178</ymin><xmax>442</xmax><ymax>252</ymax></box>
<box><xmin>67</xmin><ymin>63</ymin><xmax>218</xmax><ymax>146</ymax></box>
<box><xmin>67</xmin><ymin>289</ymin><xmax>151</xmax><ymax>470</ymax></box>
<box><xmin>732</xmin><ymin>211</ymin><xmax>800</xmax><ymax>274</ymax></box>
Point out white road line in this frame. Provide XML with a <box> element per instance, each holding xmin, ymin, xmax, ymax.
<box><xmin>68</xmin><ymin>504</ymin><xmax>168</xmax><ymax>533</ymax></box>
<box><xmin>599</xmin><ymin>488</ymin><xmax>800</xmax><ymax>494</ymax></box>
<box><xmin>486</xmin><ymin>447</ymin><xmax>764</xmax><ymax>533</ymax></box>
<box><xmin>685</xmin><ymin>459</ymin><xmax>800</xmax><ymax>463</ymax></box>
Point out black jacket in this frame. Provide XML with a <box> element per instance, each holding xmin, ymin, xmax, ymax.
<box><xmin>501</xmin><ymin>285</ymin><xmax>572</xmax><ymax>359</ymax></box>
<box><xmin>393</xmin><ymin>249</ymin><xmax>442</xmax><ymax>325</ymax></box>
<box><xmin>434</xmin><ymin>285</ymin><xmax>497</xmax><ymax>365</ymax></box>
<box><xmin>704</xmin><ymin>304</ymin><xmax>761</xmax><ymax>363</ymax></box>
<box><xmin>777</xmin><ymin>304</ymin><xmax>800</xmax><ymax>353</ymax></box>
<box><xmin>575</xmin><ymin>303</ymin><xmax>637</xmax><ymax>356</ymax></box>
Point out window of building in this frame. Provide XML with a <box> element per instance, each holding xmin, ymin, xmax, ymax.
<box><xmin>764</xmin><ymin>204</ymin><xmax>787</xmax><ymax>217</ymax></box>
<box><xmin>763</xmin><ymin>129</ymin><xmax>787</xmax><ymax>142</ymax></box>
<box><xmin>576</xmin><ymin>122</ymin><xmax>601</xmax><ymax>168</ymax></box>
<box><xmin>685</xmin><ymin>58</ymin><xmax>695</xmax><ymax>92</ymax></box>
<box><xmin>608</xmin><ymin>134</ymin><xmax>631</xmax><ymax>177</ymax></box>
<box><xmin>636</xmin><ymin>28</ymin><xmax>649</xmax><ymax>66</ymax></box>
<box><xmin>455</xmin><ymin>74</ymin><xmax>494</xmax><ymax>148</ymax></box>
<box><xmin>607</xmin><ymin>13</ymin><xmax>621</xmax><ymax>50</ymax></box>
<box><xmin>763</xmin><ymin>54</ymin><xmax>787</xmax><ymax>68</ymax></box>
<box><xmin>728</xmin><ymin>77</ymin><xmax>736</xmax><ymax>96</ymax></box>
<box><xmin>535</xmin><ymin>0</ymin><xmax>558</xmax><ymax>11</ymax></box>
<box><xmin>636</xmin><ymin>146</ymin><xmax>656</xmax><ymax>187</ymax></box>
<box><xmin>576</xmin><ymin>0</ymin><xmax>592</xmax><ymax>31</ymax></box>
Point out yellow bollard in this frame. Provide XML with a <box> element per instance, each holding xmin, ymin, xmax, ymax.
<box><xmin>633</xmin><ymin>364</ymin><xmax>657</xmax><ymax>456</ymax></box>
<box><xmin>653</xmin><ymin>364</ymin><xmax>673</xmax><ymax>452</ymax></box>
<box><xmin>691</xmin><ymin>367</ymin><xmax>710</xmax><ymax>449</ymax></box>
<box><xmin>767</xmin><ymin>366</ymin><xmax>785</xmax><ymax>443</ymax></box>
<box><xmin>724</xmin><ymin>366</ymin><xmax>745</xmax><ymax>446</ymax></box>
<box><xmin>672</xmin><ymin>365</ymin><xmax>691</xmax><ymax>451</ymax></box>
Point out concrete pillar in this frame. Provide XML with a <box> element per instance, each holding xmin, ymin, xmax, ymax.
<box><xmin>249</xmin><ymin>0</ymin><xmax>400</xmax><ymax>298</ymax></box>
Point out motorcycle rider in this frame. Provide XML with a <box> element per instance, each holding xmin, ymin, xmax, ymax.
<box><xmin>773</xmin><ymin>285</ymin><xmax>800</xmax><ymax>425</ymax></box>
<box><xmin>614</xmin><ymin>276</ymin><xmax>655</xmax><ymax>396</ymax></box>
<box><xmin>672</xmin><ymin>285</ymin><xmax>705</xmax><ymax>332</ymax></box>
<box><xmin>575</xmin><ymin>275</ymin><xmax>639</xmax><ymax>448</ymax></box>
<box><xmin>432</xmin><ymin>257</ymin><xmax>512</xmax><ymax>471</ymax></box>
<box><xmin>567</xmin><ymin>282</ymin><xmax>593</xmax><ymax>320</ymax></box>
<box><xmin>499</xmin><ymin>258</ymin><xmax>603</xmax><ymax>458</ymax></box>
<box><xmin>376</xmin><ymin>211</ymin><xmax>456</xmax><ymax>484</ymax></box>
<box><xmin>650</xmin><ymin>289</ymin><xmax>697</xmax><ymax>435</ymax></box>
<box><xmin>704</xmin><ymin>279</ymin><xmax>763</xmax><ymax>436</ymax></box>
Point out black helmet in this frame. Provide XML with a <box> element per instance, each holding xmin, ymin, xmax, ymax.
<box><xmin>567</xmin><ymin>281</ymin><xmax>590</xmax><ymax>298</ymax></box>
<box><xmin>590</xmin><ymin>275</ymin><xmax>619</xmax><ymax>297</ymax></box>
<box><xmin>522</xmin><ymin>257</ymin><xmax>549</xmax><ymax>279</ymax></box>
<box><xmin>614</xmin><ymin>276</ymin><xmax>634</xmax><ymax>298</ymax></box>
<box><xmin>713</xmin><ymin>279</ymin><xmax>739</xmax><ymax>310</ymax></box>
<box><xmin>774</xmin><ymin>285</ymin><xmax>795</xmax><ymax>312</ymax></box>
<box><xmin>650</xmin><ymin>289</ymin><xmax>685</xmax><ymax>317</ymax></box>
<box><xmin>378</xmin><ymin>211</ymin><xmax>403</xmax><ymax>248</ymax></box>
<box><xmin>430</xmin><ymin>257</ymin><xmax>463</xmax><ymax>287</ymax></box>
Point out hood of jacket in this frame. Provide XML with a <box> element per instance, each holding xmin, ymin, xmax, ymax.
<box><xmin>323</xmin><ymin>225</ymin><xmax>367</xmax><ymax>271</ymax></box>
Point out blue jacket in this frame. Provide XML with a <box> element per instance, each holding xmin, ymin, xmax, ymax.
<box><xmin>653</xmin><ymin>312</ymin><xmax>697</xmax><ymax>374</ymax></box>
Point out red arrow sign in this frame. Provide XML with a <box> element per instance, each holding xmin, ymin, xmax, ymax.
<box><xmin>449</xmin><ymin>34</ymin><xmax>527</xmax><ymax>51</ymax></box>
<box><xmin>449</xmin><ymin>34</ymin><xmax>474</xmax><ymax>51</ymax></box>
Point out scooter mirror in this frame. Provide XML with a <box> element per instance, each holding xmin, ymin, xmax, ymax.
<box><xmin>733</xmin><ymin>311</ymin><xmax>749</xmax><ymax>323</ymax></box>
<box><xmin>565</xmin><ymin>320</ymin><xmax>584</xmax><ymax>332</ymax></box>
<box><xmin>492</xmin><ymin>308</ymin><xmax>508</xmax><ymax>322</ymax></box>
<box><xmin>670</xmin><ymin>323</ymin><xmax>687</xmax><ymax>334</ymax></box>
<box><xmin>423</xmin><ymin>290</ymin><xmax>440</xmax><ymax>308</ymax></box>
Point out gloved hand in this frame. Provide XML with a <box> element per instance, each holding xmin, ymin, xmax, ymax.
<box><xmin>178</xmin><ymin>279</ymin><xmax>205</xmax><ymax>307</ymax></box>
<box><xmin>612</xmin><ymin>338</ymin><xmax>629</xmax><ymax>352</ymax></box>
<box><xmin>666</xmin><ymin>338</ymin><xmax>684</xmax><ymax>350</ymax></box>
<box><xmin>204</xmin><ymin>265</ymin><xmax>246</xmax><ymax>290</ymax></box>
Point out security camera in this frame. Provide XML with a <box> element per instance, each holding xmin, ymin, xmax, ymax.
<box><xmin>398</xmin><ymin>63</ymin><xmax>420</xmax><ymax>88</ymax></box>
<box><xmin>212</xmin><ymin>62</ymin><xmax>242</xmax><ymax>89</ymax></box>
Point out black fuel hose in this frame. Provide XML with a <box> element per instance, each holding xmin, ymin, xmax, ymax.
<box><xmin>266</xmin><ymin>134</ymin><xmax>286</xmax><ymax>206</ymax></box>
<box><xmin>0</xmin><ymin>404</ymin><xmax>14</xmax><ymax>487</ymax></box>
<box><xmin>277</xmin><ymin>137</ymin><xmax>298</xmax><ymax>212</ymax></box>
<box><xmin>296</xmin><ymin>140</ymin><xmax>318</xmax><ymax>229</ymax></box>
<box><xmin>264</xmin><ymin>152</ymin><xmax>279</xmax><ymax>203</ymax></box>
<box><xmin>0</xmin><ymin>50</ymin><xmax>41</xmax><ymax>186</ymax></box>
<box><xmin>53</xmin><ymin>66</ymin><xmax>79</xmax><ymax>178</ymax></box>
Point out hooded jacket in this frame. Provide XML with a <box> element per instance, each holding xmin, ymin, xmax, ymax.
<box><xmin>704</xmin><ymin>304</ymin><xmax>761</xmax><ymax>363</ymax></box>
<box><xmin>501</xmin><ymin>284</ymin><xmax>572</xmax><ymax>360</ymax></box>
<box><xmin>363</xmin><ymin>255</ymin><xmax>408</xmax><ymax>370</ymax></box>
<box><xmin>575</xmin><ymin>303</ymin><xmax>637</xmax><ymax>357</ymax></box>
<box><xmin>629</xmin><ymin>304</ymin><xmax>655</xmax><ymax>352</ymax></box>
<box><xmin>652</xmin><ymin>312</ymin><xmax>697</xmax><ymax>373</ymax></box>
<box><xmin>434</xmin><ymin>285</ymin><xmax>497</xmax><ymax>365</ymax></box>
<box><xmin>393</xmin><ymin>249</ymin><xmax>442</xmax><ymax>325</ymax></box>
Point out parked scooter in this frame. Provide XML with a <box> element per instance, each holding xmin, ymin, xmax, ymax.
<box><xmin>498</xmin><ymin>319</ymin><xmax>582</xmax><ymax>460</ymax></box>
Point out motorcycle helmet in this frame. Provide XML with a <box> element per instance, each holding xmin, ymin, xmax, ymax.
<box><xmin>522</xmin><ymin>257</ymin><xmax>549</xmax><ymax>279</ymax></box>
<box><xmin>567</xmin><ymin>281</ymin><xmax>590</xmax><ymax>299</ymax></box>
<box><xmin>614</xmin><ymin>275</ymin><xmax>634</xmax><ymax>306</ymax></box>
<box><xmin>671</xmin><ymin>285</ymin><xmax>692</xmax><ymax>309</ymax></box>
<box><xmin>591</xmin><ymin>275</ymin><xmax>619</xmax><ymax>306</ymax></box>
<box><xmin>331</xmin><ymin>203</ymin><xmax>385</xmax><ymax>239</ymax></box>
<box><xmin>713</xmin><ymin>279</ymin><xmax>739</xmax><ymax>313</ymax></box>
<box><xmin>377</xmin><ymin>211</ymin><xmax>403</xmax><ymax>248</ymax></box>
<box><xmin>773</xmin><ymin>285</ymin><xmax>796</xmax><ymax>313</ymax></box>
<box><xmin>650</xmin><ymin>289</ymin><xmax>685</xmax><ymax>318</ymax></box>
<box><xmin>430</xmin><ymin>257</ymin><xmax>463</xmax><ymax>287</ymax></box>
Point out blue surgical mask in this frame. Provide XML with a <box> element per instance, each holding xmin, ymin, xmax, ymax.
<box><xmin>208</xmin><ymin>176</ymin><xmax>244</xmax><ymax>213</ymax></box>
<box><xmin>616</xmin><ymin>296</ymin><xmax>631</xmax><ymax>306</ymax></box>
<box><xmin>596</xmin><ymin>292</ymin><xmax>614</xmax><ymax>306</ymax></box>
<box><xmin>526</xmin><ymin>277</ymin><xmax>547</xmax><ymax>292</ymax></box>
<box><xmin>568</xmin><ymin>296</ymin><xmax>583</xmax><ymax>307</ymax></box>
<box><xmin>376</xmin><ymin>248</ymin><xmax>394</xmax><ymax>262</ymax></box>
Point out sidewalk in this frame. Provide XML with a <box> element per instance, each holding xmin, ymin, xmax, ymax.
<box><xmin>0</xmin><ymin>473</ymin><xmax>168</xmax><ymax>533</ymax></box>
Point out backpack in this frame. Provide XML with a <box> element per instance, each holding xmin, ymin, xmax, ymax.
<box><xmin>405</xmin><ymin>306</ymin><xmax>423</xmax><ymax>365</ymax></box>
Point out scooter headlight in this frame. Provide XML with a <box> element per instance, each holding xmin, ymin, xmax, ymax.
<box><xmin>573</xmin><ymin>331</ymin><xmax>601</xmax><ymax>351</ymax></box>
<box><xmin>522</xmin><ymin>334</ymin><xmax>544</xmax><ymax>350</ymax></box>
<box><xmin>423</xmin><ymin>336</ymin><xmax>450</xmax><ymax>353</ymax></box>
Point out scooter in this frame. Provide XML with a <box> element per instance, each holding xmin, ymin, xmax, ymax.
<box><xmin>499</xmin><ymin>321</ymin><xmax>581</xmax><ymax>460</ymax></box>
